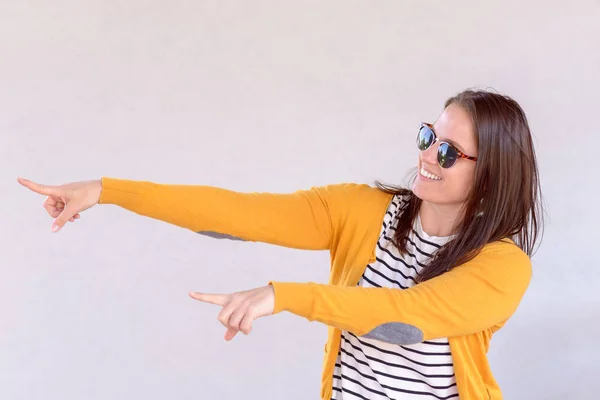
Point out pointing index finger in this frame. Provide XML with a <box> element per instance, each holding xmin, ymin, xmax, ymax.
<box><xmin>189</xmin><ymin>292</ymin><xmax>229</xmax><ymax>306</ymax></box>
<box><xmin>17</xmin><ymin>177</ymin><xmax>57</xmax><ymax>196</ymax></box>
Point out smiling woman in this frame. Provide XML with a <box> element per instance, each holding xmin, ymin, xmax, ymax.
<box><xmin>18</xmin><ymin>88</ymin><xmax>544</xmax><ymax>400</ymax></box>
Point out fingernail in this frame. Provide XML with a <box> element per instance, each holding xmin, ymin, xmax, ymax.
<box><xmin>52</xmin><ymin>225</ymin><xmax>60</xmax><ymax>232</ymax></box>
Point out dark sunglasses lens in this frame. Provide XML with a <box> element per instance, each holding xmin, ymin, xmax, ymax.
<box><xmin>438</xmin><ymin>142</ymin><xmax>458</xmax><ymax>168</ymax></box>
<box><xmin>417</xmin><ymin>126</ymin><xmax>435</xmax><ymax>150</ymax></box>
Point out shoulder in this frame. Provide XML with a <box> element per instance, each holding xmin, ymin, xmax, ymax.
<box><xmin>312</xmin><ymin>183</ymin><xmax>395</xmax><ymax>233</ymax></box>
<box><xmin>468</xmin><ymin>239</ymin><xmax>532</xmax><ymax>285</ymax></box>
<box><xmin>480</xmin><ymin>238</ymin><xmax>530</xmax><ymax>264</ymax></box>
<box><xmin>315</xmin><ymin>182</ymin><xmax>394</xmax><ymax>208</ymax></box>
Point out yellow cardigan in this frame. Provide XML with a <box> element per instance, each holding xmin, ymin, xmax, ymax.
<box><xmin>98</xmin><ymin>177</ymin><xmax>532</xmax><ymax>400</ymax></box>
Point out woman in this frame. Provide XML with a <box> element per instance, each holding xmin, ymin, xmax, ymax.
<box><xmin>19</xmin><ymin>89</ymin><xmax>543</xmax><ymax>399</ymax></box>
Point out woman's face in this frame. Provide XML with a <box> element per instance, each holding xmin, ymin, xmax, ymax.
<box><xmin>412</xmin><ymin>103</ymin><xmax>479</xmax><ymax>207</ymax></box>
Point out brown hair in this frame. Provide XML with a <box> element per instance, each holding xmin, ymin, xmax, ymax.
<box><xmin>377</xmin><ymin>89</ymin><xmax>544</xmax><ymax>282</ymax></box>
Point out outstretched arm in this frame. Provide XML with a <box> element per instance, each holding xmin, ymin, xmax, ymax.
<box><xmin>270</xmin><ymin>241</ymin><xmax>531</xmax><ymax>342</ymax></box>
<box><xmin>190</xmin><ymin>241</ymin><xmax>531</xmax><ymax>343</ymax></box>
<box><xmin>98</xmin><ymin>177</ymin><xmax>377</xmax><ymax>250</ymax></box>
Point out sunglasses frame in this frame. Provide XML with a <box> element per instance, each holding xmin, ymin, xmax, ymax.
<box><xmin>417</xmin><ymin>122</ymin><xmax>478</xmax><ymax>168</ymax></box>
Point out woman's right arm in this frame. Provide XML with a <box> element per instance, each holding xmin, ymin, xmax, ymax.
<box><xmin>19</xmin><ymin>176</ymin><xmax>377</xmax><ymax>251</ymax></box>
<box><xmin>98</xmin><ymin>177</ymin><xmax>348</xmax><ymax>250</ymax></box>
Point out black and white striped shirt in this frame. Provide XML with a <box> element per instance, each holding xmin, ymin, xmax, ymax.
<box><xmin>331</xmin><ymin>195</ymin><xmax>459</xmax><ymax>400</ymax></box>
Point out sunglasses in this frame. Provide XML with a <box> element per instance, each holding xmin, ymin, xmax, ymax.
<box><xmin>416</xmin><ymin>122</ymin><xmax>477</xmax><ymax>168</ymax></box>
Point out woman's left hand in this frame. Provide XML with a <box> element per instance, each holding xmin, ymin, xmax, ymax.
<box><xmin>189</xmin><ymin>285</ymin><xmax>275</xmax><ymax>341</ymax></box>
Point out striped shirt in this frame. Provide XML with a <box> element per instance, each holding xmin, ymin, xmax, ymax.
<box><xmin>331</xmin><ymin>194</ymin><xmax>459</xmax><ymax>400</ymax></box>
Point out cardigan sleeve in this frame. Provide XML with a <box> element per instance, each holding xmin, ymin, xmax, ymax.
<box><xmin>98</xmin><ymin>177</ymin><xmax>380</xmax><ymax>250</ymax></box>
<box><xmin>269</xmin><ymin>240</ymin><xmax>532</xmax><ymax>342</ymax></box>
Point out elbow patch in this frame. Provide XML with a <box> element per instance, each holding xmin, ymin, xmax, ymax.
<box><xmin>196</xmin><ymin>231</ymin><xmax>246</xmax><ymax>241</ymax></box>
<box><xmin>361</xmin><ymin>322</ymin><xmax>423</xmax><ymax>345</ymax></box>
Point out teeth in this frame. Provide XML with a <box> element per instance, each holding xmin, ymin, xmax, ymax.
<box><xmin>421</xmin><ymin>167</ymin><xmax>441</xmax><ymax>181</ymax></box>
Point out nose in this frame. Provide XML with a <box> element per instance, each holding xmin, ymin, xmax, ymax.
<box><xmin>421</xmin><ymin>141</ymin><xmax>439</xmax><ymax>166</ymax></box>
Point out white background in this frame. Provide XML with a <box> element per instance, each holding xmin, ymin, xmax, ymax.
<box><xmin>1</xmin><ymin>1</ymin><xmax>598</xmax><ymax>399</ymax></box>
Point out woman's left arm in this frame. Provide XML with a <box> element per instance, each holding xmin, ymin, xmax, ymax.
<box><xmin>271</xmin><ymin>241</ymin><xmax>532</xmax><ymax>343</ymax></box>
<box><xmin>190</xmin><ymin>241</ymin><xmax>532</xmax><ymax>343</ymax></box>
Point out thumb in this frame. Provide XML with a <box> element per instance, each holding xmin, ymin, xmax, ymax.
<box><xmin>17</xmin><ymin>177</ymin><xmax>58</xmax><ymax>196</ymax></box>
<box><xmin>52</xmin><ymin>203</ymin><xmax>78</xmax><ymax>232</ymax></box>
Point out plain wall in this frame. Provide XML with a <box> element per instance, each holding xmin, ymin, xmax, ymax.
<box><xmin>1</xmin><ymin>1</ymin><xmax>599</xmax><ymax>399</ymax></box>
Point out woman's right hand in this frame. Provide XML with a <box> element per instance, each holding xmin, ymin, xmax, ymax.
<box><xmin>17</xmin><ymin>177</ymin><xmax>103</xmax><ymax>233</ymax></box>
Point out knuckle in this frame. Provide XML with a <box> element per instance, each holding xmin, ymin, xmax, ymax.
<box><xmin>241</xmin><ymin>299</ymin><xmax>252</xmax><ymax>309</ymax></box>
<box><xmin>241</xmin><ymin>323</ymin><xmax>252</xmax><ymax>335</ymax></box>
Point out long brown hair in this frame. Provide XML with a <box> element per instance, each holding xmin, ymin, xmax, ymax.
<box><xmin>376</xmin><ymin>89</ymin><xmax>544</xmax><ymax>282</ymax></box>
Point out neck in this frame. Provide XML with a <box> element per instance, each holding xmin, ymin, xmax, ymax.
<box><xmin>418</xmin><ymin>201</ymin><xmax>464</xmax><ymax>237</ymax></box>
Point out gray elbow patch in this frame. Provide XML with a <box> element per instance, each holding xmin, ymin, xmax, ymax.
<box><xmin>361</xmin><ymin>322</ymin><xmax>423</xmax><ymax>345</ymax></box>
<box><xmin>196</xmin><ymin>231</ymin><xmax>246</xmax><ymax>241</ymax></box>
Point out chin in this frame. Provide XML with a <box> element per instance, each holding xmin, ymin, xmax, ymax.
<box><xmin>412</xmin><ymin>183</ymin><xmax>469</xmax><ymax>208</ymax></box>
<box><xmin>412</xmin><ymin>180</ymin><xmax>447</xmax><ymax>205</ymax></box>
<box><xmin>411</xmin><ymin>180</ymin><xmax>432</xmax><ymax>202</ymax></box>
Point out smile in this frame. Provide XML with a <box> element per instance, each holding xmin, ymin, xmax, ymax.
<box><xmin>420</xmin><ymin>167</ymin><xmax>441</xmax><ymax>181</ymax></box>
